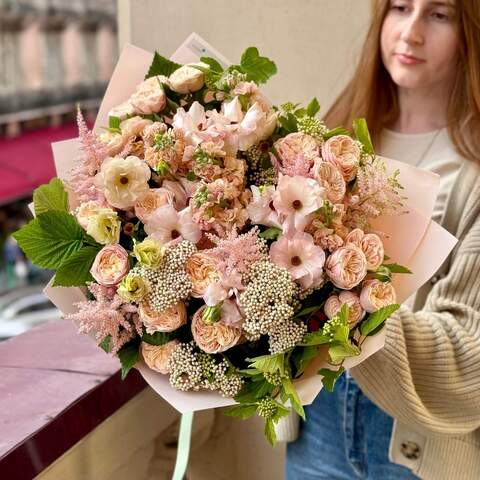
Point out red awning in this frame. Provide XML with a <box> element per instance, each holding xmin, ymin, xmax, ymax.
<box><xmin>0</xmin><ymin>123</ymin><xmax>79</xmax><ymax>206</ymax></box>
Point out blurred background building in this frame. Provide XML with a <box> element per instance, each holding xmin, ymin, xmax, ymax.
<box><xmin>0</xmin><ymin>0</ymin><xmax>117</xmax><ymax>336</ymax></box>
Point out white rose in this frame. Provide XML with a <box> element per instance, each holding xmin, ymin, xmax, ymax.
<box><xmin>129</xmin><ymin>76</ymin><xmax>167</xmax><ymax>115</ymax></box>
<box><xmin>120</xmin><ymin>116</ymin><xmax>152</xmax><ymax>139</ymax></box>
<box><xmin>95</xmin><ymin>155</ymin><xmax>151</xmax><ymax>209</ymax></box>
<box><xmin>168</xmin><ymin>63</ymin><xmax>207</xmax><ymax>94</ymax></box>
<box><xmin>108</xmin><ymin>100</ymin><xmax>135</xmax><ymax>120</ymax></box>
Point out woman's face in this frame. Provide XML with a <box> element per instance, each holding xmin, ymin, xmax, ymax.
<box><xmin>381</xmin><ymin>0</ymin><xmax>459</xmax><ymax>91</ymax></box>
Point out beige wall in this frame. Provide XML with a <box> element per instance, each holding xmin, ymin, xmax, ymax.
<box><xmin>118</xmin><ymin>0</ymin><xmax>371</xmax><ymax>112</ymax></box>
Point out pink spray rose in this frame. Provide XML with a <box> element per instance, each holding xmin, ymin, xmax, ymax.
<box><xmin>325</xmin><ymin>244</ymin><xmax>367</xmax><ymax>290</ymax></box>
<box><xmin>360</xmin><ymin>279</ymin><xmax>397</xmax><ymax>313</ymax></box>
<box><xmin>90</xmin><ymin>244</ymin><xmax>129</xmax><ymax>286</ymax></box>
<box><xmin>322</xmin><ymin>135</ymin><xmax>361</xmax><ymax>181</ymax></box>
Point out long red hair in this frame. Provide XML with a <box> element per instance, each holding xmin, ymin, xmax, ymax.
<box><xmin>324</xmin><ymin>0</ymin><xmax>480</xmax><ymax>163</ymax></box>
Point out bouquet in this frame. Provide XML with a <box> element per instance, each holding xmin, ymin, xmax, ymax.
<box><xmin>14</xmin><ymin>35</ymin><xmax>456</xmax><ymax>445</ymax></box>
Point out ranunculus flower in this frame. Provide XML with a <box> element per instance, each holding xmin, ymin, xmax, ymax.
<box><xmin>141</xmin><ymin>340</ymin><xmax>180</xmax><ymax>374</ymax></box>
<box><xmin>273</xmin><ymin>132</ymin><xmax>320</xmax><ymax>177</ymax></box>
<box><xmin>134</xmin><ymin>188</ymin><xmax>173</xmax><ymax>223</ymax></box>
<box><xmin>144</xmin><ymin>205</ymin><xmax>202</xmax><ymax>245</ymax></box>
<box><xmin>86</xmin><ymin>207</ymin><xmax>121</xmax><ymax>245</ymax></box>
<box><xmin>322</xmin><ymin>135</ymin><xmax>361</xmax><ymax>181</ymax></box>
<box><xmin>345</xmin><ymin>228</ymin><xmax>385</xmax><ymax>271</ymax></box>
<box><xmin>129</xmin><ymin>76</ymin><xmax>167</xmax><ymax>114</ymax></box>
<box><xmin>325</xmin><ymin>244</ymin><xmax>367</xmax><ymax>290</ymax></box>
<box><xmin>139</xmin><ymin>301</ymin><xmax>187</xmax><ymax>334</ymax></box>
<box><xmin>273</xmin><ymin>173</ymin><xmax>325</xmax><ymax>233</ymax></box>
<box><xmin>191</xmin><ymin>305</ymin><xmax>242</xmax><ymax>354</ymax></box>
<box><xmin>117</xmin><ymin>272</ymin><xmax>149</xmax><ymax>302</ymax></box>
<box><xmin>324</xmin><ymin>291</ymin><xmax>366</xmax><ymax>328</ymax></box>
<box><xmin>313</xmin><ymin>161</ymin><xmax>346</xmax><ymax>204</ymax></box>
<box><xmin>185</xmin><ymin>252</ymin><xmax>220</xmax><ymax>298</ymax></box>
<box><xmin>90</xmin><ymin>244</ymin><xmax>129</xmax><ymax>286</ymax></box>
<box><xmin>95</xmin><ymin>155</ymin><xmax>151</xmax><ymax>209</ymax></box>
<box><xmin>360</xmin><ymin>279</ymin><xmax>397</xmax><ymax>313</ymax></box>
<box><xmin>99</xmin><ymin>131</ymin><xmax>126</xmax><ymax>156</ymax></box>
<box><xmin>108</xmin><ymin>100</ymin><xmax>135</xmax><ymax>120</ymax></box>
<box><xmin>270</xmin><ymin>231</ymin><xmax>325</xmax><ymax>290</ymax></box>
<box><xmin>246</xmin><ymin>185</ymin><xmax>282</xmax><ymax>228</ymax></box>
<box><xmin>120</xmin><ymin>116</ymin><xmax>153</xmax><ymax>139</ymax></box>
<box><xmin>132</xmin><ymin>237</ymin><xmax>165</xmax><ymax>269</ymax></box>
<box><xmin>75</xmin><ymin>200</ymin><xmax>107</xmax><ymax>230</ymax></box>
<box><xmin>168</xmin><ymin>63</ymin><xmax>207</xmax><ymax>94</ymax></box>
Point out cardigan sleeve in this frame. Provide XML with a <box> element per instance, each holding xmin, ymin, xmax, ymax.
<box><xmin>351</xmin><ymin>226</ymin><xmax>480</xmax><ymax>436</ymax></box>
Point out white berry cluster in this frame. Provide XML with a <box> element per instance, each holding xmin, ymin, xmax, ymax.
<box><xmin>139</xmin><ymin>240</ymin><xmax>196</xmax><ymax>311</ymax></box>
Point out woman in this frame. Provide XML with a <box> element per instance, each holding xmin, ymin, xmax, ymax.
<box><xmin>286</xmin><ymin>1</ymin><xmax>480</xmax><ymax>479</ymax></box>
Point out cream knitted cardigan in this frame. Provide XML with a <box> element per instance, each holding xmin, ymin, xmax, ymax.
<box><xmin>351</xmin><ymin>157</ymin><xmax>480</xmax><ymax>479</ymax></box>
<box><xmin>278</xmin><ymin>159</ymin><xmax>480</xmax><ymax>479</ymax></box>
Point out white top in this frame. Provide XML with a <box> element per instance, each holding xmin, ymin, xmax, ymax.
<box><xmin>378</xmin><ymin>128</ymin><xmax>463</xmax><ymax>223</ymax></box>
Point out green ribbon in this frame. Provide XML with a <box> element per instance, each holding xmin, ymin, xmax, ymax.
<box><xmin>172</xmin><ymin>412</ymin><xmax>194</xmax><ymax>480</ymax></box>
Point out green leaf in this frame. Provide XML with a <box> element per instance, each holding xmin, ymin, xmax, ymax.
<box><xmin>223</xmin><ymin>403</ymin><xmax>258</xmax><ymax>420</ymax></box>
<box><xmin>272</xmin><ymin>401</ymin><xmax>291</xmax><ymax>422</ymax></box>
<box><xmin>265</xmin><ymin>418</ymin><xmax>277</xmax><ymax>446</ymax></box>
<box><xmin>247</xmin><ymin>353</ymin><xmax>285</xmax><ymax>375</ymax></box>
<box><xmin>291</xmin><ymin>346</ymin><xmax>318</xmax><ymax>377</ymax></box>
<box><xmin>353</xmin><ymin>118</ymin><xmax>374</xmax><ymax>155</ymax></box>
<box><xmin>235</xmin><ymin>378</ymin><xmax>273</xmax><ymax>403</ymax></box>
<box><xmin>99</xmin><ymin>336</ymin><xmax>111</xmax><ymax>353</ymax></box>
<box><xmin>328</xmin><ymin>341</ymin><xmax>361</xmax><ymax>364</ymax></box>
<box><xmin>142</xmin><ymin>330</ymin><xmax>177</xmax><ymax>346</ymax></box>
<box><xmin>240</xmin><ymin>47</ymin><xmax>277</xmax><ymax>84</ymax></box>
<box><xmin>294</xmin><ymin>304</ymin><xmax>323</xmax><ymax>318</ymax></box>
<box><xmin>53</xmin><ymin>246</ymin><xmax>100</xmax><ymax>287</ymax></box>
<box><xmin>199</xmin><ymin>56</ymin><xmax>224</xmax><ymax>73</ymax></box>
<box><xmin>318</xmin><ymin>366</ymin><xmax>345</xmax><ymax>392</ymax></box>
<box><xmin>118</xmin><ymin>341</ymin><xmax>139</xmax><ymax>380</ymax></box>
<box><xmin>259</xmin><ymin>227</ymin><xmax>282</xmax><ymax>240</ymax></box>
<box><xmin>383</xmin><ymin>263</ymin><xmax>412</xmax><ymax>274</ymax></box>
<box><xmin>300</xmin><ymin>331</ymin><xmax>332</xmax><ymax>346</ymax></box>
<box><xmin>281</xmin><ymin>378</ymin><xmax>305</xmax><ymax>419</ymax></box>
<box><xmin>33</xmin><ymin>178</ymin><xmax>69</xmax><ymax>216</ymax></box>
<box><xmin>306</xmin><ymin>97</ymin><xmax>320</xmax><ymax>117</ymax></box>
<box><xmin>109</xmin><ymin>116</ymin><xmax>121</xmax><ymax>130</ymax></box>
<box><xmin>323</xmin><ymin>127</ymin><xmax>351</xmax><ymax>140</ymax></box>
<box><xmin>186</xmin><ymin>171</ymin><xmax>197</xmax><ymax>181</ymax></box>
<box><xmin>279</xmin><ymin>115</ymin><xmax>297</xmax><ymax>133</ymax></box>
<box><xmin>145</xmin><ymin>52</ymin><xmax>182</xmax><ymax>79</ymax></box>
<box><xmin>360</xmin><ymin>303</ymin><xmax>400</xmax><ymax>337</ymax></box>
<box><xmin>13</xmin><ymin>212</ymin><xmax>84</xmax><ymax>269</ymax></box>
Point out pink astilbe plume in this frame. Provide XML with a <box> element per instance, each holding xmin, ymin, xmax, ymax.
<box><xmin>346</xmin><ymin>157</ymin><xmax>405</xmax><ymax>230</ymax></box>
<box><xmin>207</xmin><ymin>227</ymin><xmax>268</xmax><ymax>281</ymax></box>
<box><xmin>67</xmin><ymin>283</ymin><xmax>142</xmax><ymax>354</ymax></box>
<box><xmin>66</xmin><ymin>109</ymin><xmax>109</xmax><ymax>203</ymax></box>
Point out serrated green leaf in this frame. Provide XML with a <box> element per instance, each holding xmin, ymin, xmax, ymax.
<box><xmin>118</xmin><ymin>341</ymin><xmax>139</xmax><ymax>380</ymax></box>
<box><xmin>360</xmin><ymin>303</ymin><xmax>400</xmax><ymax>337</ymax></box>
<box><xmin>235</xmin><ymin>378</ymin><xmax>274</xmax><ymax>403</ymax></box>
<box><xmin>299</xmin><ymin>331</ymin><xmax>331</xmax><ymax>346</ymax></box>
<box><xmin>99</xmin><ymin>336</ymin><xmax>111</xmax><ymax>353</ymax></box>
<box><xmin>109</xmin><ymin>116</ymin><xmax>121</xmax><ymax>130</ymax></box>
<box><xmin>33</xmin><ymin>178</ymin><xmax>69</xmax><ymax>216</ymax></box>
<box><xmin>318</xmin><ymin>366</ymin><xmax>345</xmax><ymax>392</ymax></box>
<box><xmin>306</xmin><ymin>97</ymin><xmax>320</xmax><ymax>117</ymax></box>
<box><xmin>199</xmin><ymin>56</ymin><xmax>224</xmax><ymax>73</ymax></box>
<box><xmin>240</xmin><ymin>47</ymin><xmax>277</xmax><ymax>84</ymax></box>
<box><xmin>383</xmin><ymin>263</ymin><xmax>412</xmax><ymax>274</ymax></box>
<box><xmin>142</xmin><ymin>330</ymin><xmax>177</xmax><ymax>346</ymax></box>
<box><xmin>291</xmin><ymin>346</ymin><xmax>318</xmax><ymax>377</ymax></box>
<box><xmin>353</xmin><ymin>118</ymin><xmax>374</xmax><ymax>155</ymax></box>
<box><xmin>53</xmin><ymin>246</ymin><xmax>100</xmax><ymax>287</ymax></box>
<box><xmin>223</xmin><ymin>403</ymin><xmax>258</xmax><ymax>420</ymax></box>
<box><xmin>259</xmin><ymin>227</ymin><xmax>282</xmax><ymax>240</ymax></box>
<box><xmin>328</xmin><ymin>341</ymin><xmax>361</xmax><ymax>364</ymax></box>
<box><xmin>323</xmin><ymin>127</ymin><xmax>351</xmax><ymax>140</ymax></box>
<box><xmin>13</xmin><ymin>212</ymin><xmax>84</xmax><ymax>269</ymax></box>
<box><xmin>247</xmin><ymin>353</ymin><xmax>285</xmax><ymax>375</ymax></box>
<box><xmin>265</xmin><ymin>418</ymin><xmax>277</xmax><ymax>446</ymax></box>
<box><xmin>145</xmin><ymin>52</ymin><xmax>182</xmax><ymax>79</ymax></box>
<box><xmin>281</xmin><ymin>378</ymin><xmax>305</xmax><ymax>419</ymax></box>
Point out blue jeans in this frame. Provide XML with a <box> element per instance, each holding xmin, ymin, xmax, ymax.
<box><xmin>286</xmin><ymin>373</ymin><xmax>419</xmax><ymax>479</ymax></box>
